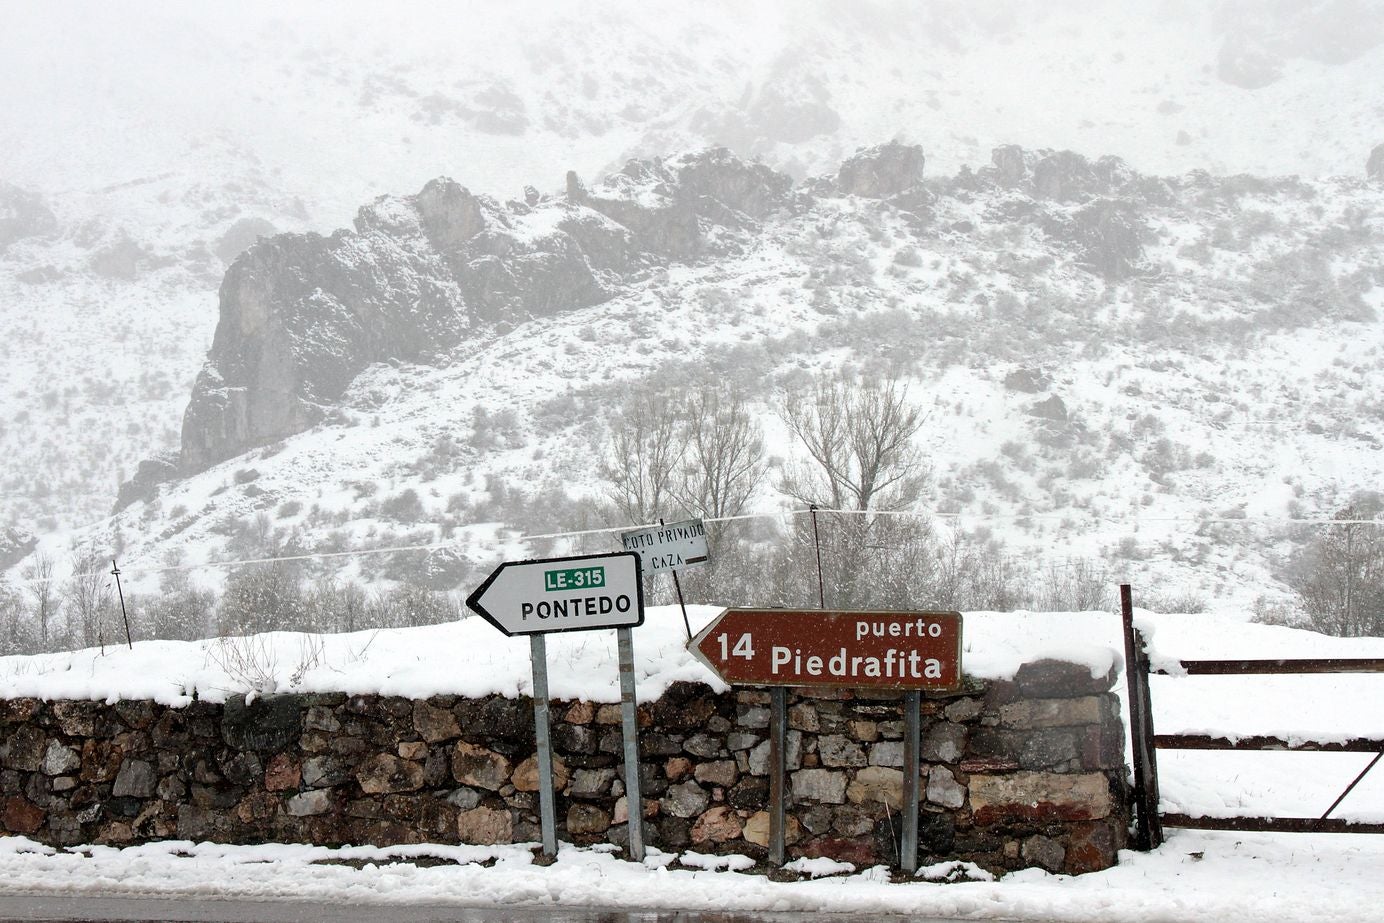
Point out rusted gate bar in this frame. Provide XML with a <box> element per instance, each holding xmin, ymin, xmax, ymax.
<box><xmin>1144</xmin><ymin>647</ymin><xmax>1384</xmax><ymax>836</ymax></box>
<box><xmin>1158</xmin><ymin>658</ymin><xmax>1384</xmax><ymax>675</ymax></box>
<box><xmin>1155</xmin><ymin>735</ymin><xmax>1384</xmax><ymax>753</ymax></box>
<box><xmin>1162</xmin><ymin>815</ymin><xmax>1384</xmax><ymax>835</ymax></box>
<box><xmin>1120</xmin><ymin>584</ymin><xmax>1163</xmax><ymax>850</ymax></box>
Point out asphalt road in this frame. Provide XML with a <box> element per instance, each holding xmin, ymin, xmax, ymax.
<box><xmin>0</xmin><ymin>894</ymin><xmax>933</xmax><ymax>923</ymax></box>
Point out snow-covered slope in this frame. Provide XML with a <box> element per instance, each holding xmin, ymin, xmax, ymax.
<box><xmin>3</xmin><ymin>1</ymin><xmax>1384</xmax><ymax>601</ymax></box>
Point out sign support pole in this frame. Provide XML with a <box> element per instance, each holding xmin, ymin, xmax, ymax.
<box><xmin>768</xmin><ymin>685</ymin><xmax>788</xmax><ymax>865</ymax></box>
<box><xmin>901</xmin><ymin>689</ymin><xmax>921</xmax><ymax>873</ymax></box>
<box><xmin>529</xmin><ymin>634</ymin><xmax>558</xmax><ymax>858</ymax></box>
<box><xmin>670</xmin><ymin>569</ymin><xmax>692</xmax><ymax>641</ymax></box>
<box><xmin>617</xmin><ymin>627</ymin><xmax>645</xmax><ymax>862</ymax></box>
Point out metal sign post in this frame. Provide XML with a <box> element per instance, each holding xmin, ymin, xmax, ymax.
<box><xmin>467</xmin><ymin>552</ymin><xmax>647</xmax><ymax>862</ymax></box>
<box><xmin>688</xmin><ymin>608</ymin><xmax>963</xmax><ymax>870</ymax></box>
<box><xmin>617</xmin><ymin>627</ymin><xmax>645</xmax><ymax>861</ymax></box>
<box><xmin>689</xmin><ymin>608</ymin><xmax>964</xmax><ymax>692</ymax></box>
<box><xmin>529</xmin><ymin>634</ymin><xmax>558</xmax><ymax>858</ymax></box>
<box><xmin>622</xmin><ymin>518</ymin><xmax>710</xmax><ymax>641</ymax></box>
<box><xmin>901</xmin><ymin>689</ymin><xmax>921</xmax><ymax>872</ymax></box>
<box><xmin>768</xmin><ymin>685</ymin><xmax>788</xmax><ymax>865</ymax></box>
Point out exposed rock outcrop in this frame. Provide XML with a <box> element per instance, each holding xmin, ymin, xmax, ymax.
<box><xmin>0</xmin><ymin>184</ymin><xmax>58</xmax><ymax>255</ymax></box>
<box><xmin>176</xmin><ymin>151</ymin><xmax>797</xmax><ymax>473</ymax></box>
<box><xmin>1369</xmin><ymin>143</ymin><xmax>1384</xmax><ymax>182</ymax></box>
<box><xmin>836</xmin><ymin>142</ymin><xmax>925</xmax><ymax>198</ymax></box>
<box><xmin>0</xmin><ymin>528</ymin><xmax>37</xmax><ymax>571</ymax></box>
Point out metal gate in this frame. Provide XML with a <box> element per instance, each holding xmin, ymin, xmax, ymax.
<box><xmin>1120</xmin><ymin>585</ymin><xmax>1384</xmax><ymax>849</ymax></box>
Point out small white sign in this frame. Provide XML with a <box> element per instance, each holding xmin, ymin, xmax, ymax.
<box><xmin>620</xmin><ymin>518</ymin><xmax>710</xmax><ymax>573</ymax></box>
<box><xmin>466</xmin><ymin>552</ymin><xmax>643</xmax><ymax>636</ymax></box>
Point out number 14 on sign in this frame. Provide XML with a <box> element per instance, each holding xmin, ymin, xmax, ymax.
<box><xmin>718</xmin><ymin>632</ymin><xmax>755</xmax><ymax>660</ymax></box>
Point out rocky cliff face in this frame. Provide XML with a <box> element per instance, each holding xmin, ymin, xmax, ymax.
<box><xmin>175</xmin><ymin>150</ymin><xmax>796</xmax><ymax>477</ymax></box>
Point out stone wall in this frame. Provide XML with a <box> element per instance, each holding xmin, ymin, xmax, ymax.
<box><xmin>0</xmin><ymin>659</ymin><xmax>1128</xmax><ymax>876</ymax></box>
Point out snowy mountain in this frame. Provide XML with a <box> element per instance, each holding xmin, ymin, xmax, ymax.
<box><xmin>41</xmin><ymin>140</ymin><xmax>1378</xmax><ymax>616</ymax></box>
<box><xmin>3</xmin><ymin>1</ymin><xmax>1384</xmax><ymax>613</ymax></box>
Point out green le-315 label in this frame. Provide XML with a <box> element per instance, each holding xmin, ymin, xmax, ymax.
<box><xmin>544</xmin><ymin>566</ymin><xmax>605</xmax><ymax>591</ymax></box>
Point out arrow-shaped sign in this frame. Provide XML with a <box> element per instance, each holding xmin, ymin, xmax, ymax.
<box><xmin>466</xmin><ymin>552</ymin><xmax>644</xmax><ymax>637</ymax></box>
<box><xmin>689</xmin><ymin>608</ymin><xmax>963</xmax><ymax>691</ymax></box>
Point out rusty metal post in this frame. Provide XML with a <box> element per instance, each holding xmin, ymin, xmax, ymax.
<box><xmin>901</xmin><ymin>689</ymin><xmax>921</xmax><ymax>872</ymax></box>
<box><xmin>768</xmin><ymin>685</ymin><xmax>788</xmax><ymax>865</ymax></box>
<box><xmin>1121</xmin><ymin>584</ymin><xmax>1163</xmax><ymax>849</ymax></box>
<box><xmin>809</xmin><ymin>505</ymin><xmax>825</xmax><ymax>609</ymax></box>
<box><xmin>111</xmin><ymin>560</ymin><xmax>133</xmax><ymax>650</ymax></box>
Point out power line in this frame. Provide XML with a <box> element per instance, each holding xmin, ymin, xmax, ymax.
<box><xmin>3</xmin><ymin>506</ymin><xmax>1381</xmax><ymax>589</ymax></box>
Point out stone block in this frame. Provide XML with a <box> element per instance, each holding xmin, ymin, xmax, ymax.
<box><xmin>286</xmin><ymin>789</ymin><xmax>334</xmax><ymax>817</ymax></box>
<box><xmin>2</xmin><ymin>727</ymin><xmax>46</xmax><ymax>772</ymax></box>
<box><xmin>926</xmin><ymin>767</ymin><xmax>965</xmax><ymax>809</ymax></box>
<box><xmin>221</xmin><ymin>696</ymin><xmax>301</xmax><ymax>752</ymax></box>
<box><xmin>849</xmin><ymin>720</ymin><xmax>879</xmax><ymax>742</ymax></box>
<box><xmin>397</xmin><ymin>741</ymin><xmax>428</xmax><ymax>761</ymax></box>
<box><xmin>969</xmin><ymin>772</ymin><xmax>1113</xmax><ymax>824</ymax></box>
<box><xmin>1019</xmin><ymin>728</ymin><xmax>1084</xmax><ymax>770</ymax></box>
<box><xmin>869</xmin><ymin>741</ymin><xmax>904</xmax><ymax>767</ymax></box>
<box><xmin>1000</xmin><ymin>696</ymin><xmax>1104</xmax><ymax>730</ymax></box>
<box><xmin>511</xmin><ymin>754</ymin><xmax>568</xmax><ymax>793</ymax></box>
<box><xmin>566</xmin><ymin>803</ymin><xmax>611</xmax><ymax>837</ymax></box>
<box><xmin>568</xmin><ymin>768</ymin><xmax>617</xmax><ymax>799</ymax></box>
<box><xmin>921</xmin><ymin>722</ymin><xmax>967</xmax><ymax>763</ymax></box>
<box><xmin>943</xmin><ymin>697</ymin><xmax>984</xmax><ymax>723</ymax></box>
<box><xmin>457</xmin><ymin>806</ymin><xmax>512</xmax><ymax>844</ymax></box>
<box><xmin>1022</xmin><ymin>834</ymin><xmax>1066</xmax><ymax>872</ymax></box>
<box><xmin>683</xmin><ymin>734</ymin><xmax>723</xmax><ymax>759</ymax></box>
<box><xmin>1065</xmin><ymin>820</ymin><xmax>1121</xmax><ymax>873</ymax></box>
<box><xmin>691</xmin><ymin>805</ymin><xmax>743</xmax><ymax>844</ymax></box>
<box><xmin>748</xmin><ymin>731</ymin><xmax>801</xmax><ymax>775</ymax></box>
<box><xmin>412</xmin><ymin>702</ymin><xmax>460</xmax><ymax>743</ymax></box>
<box><xmin>450</xmin><ymin>742</ymin><xmax>511</xmax><ymax>791</ymax></box>
<box><xmin>694</xmin><ymin>760</ymin><xmax>738</xmax><ymax>788</ymax></box>
<box><xmin>41</xmin><ymin>742</ymin><xmax>80</xmax><ymax>776</ymax></box>
<box><xmin>1014</xmin><ymin>659</ymin><xmax>1117</xmax><ymax>697</ymax></box>
<box><xmin>742</xmin><ymin>810</ymin><xmax>802</xmax><ymax>847</ymax></box>
<box><xmin>303</xmin><ymin>706</ymin><xmax>340</xmax><ymax>733</ymax></box>
<box><xmin>788</xmin><ymin>704</ymin><xmax>820</xmax><ymax>732</ymax></box>
<box><xmin>792</xmin><ymin>768</ymin><xmax>847</xmax><ymax>805</ymax></box>
<box><xmin>79</xmin><ymin>740</ymin><xmax>123</xmax><ymax>783</ymax></box>
<box><xmin>112</xmin><ymin>759</ymin><xmax>156</xmax><ymax>798</ymax></box>
<box><xmin>2</xmin><ymin>795</ymin><xmax>44</xmax><ymax>834</ymax></box>
<box><xmin>662</xmin><ymin>780</ymin><xmax>710</xmax><ymax>818</ymax></box>
<box><xmin>357</xmin><ymin>753</ymin><xmax>425</xmax><ymax>794</ymax></box>
<box><xmin>818</xmin><ymin>735</ymin><xmax>867</xmax><ymax>768</ymax></box>
<box><xmin>846</xmin><ymin>766</ymin><xmax>904</xmax><ymax>810</ymax></box>
<box><xmin>302</xmin><ymin>755</ymin><xmax>349</xmax><ymax>788</ymax></box>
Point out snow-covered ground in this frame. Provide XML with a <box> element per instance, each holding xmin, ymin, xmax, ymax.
<box><xmin>0</xmin><ymin>829</ymin><xmax>1382</xmax><ymax>922</ymax></box>
<box><xmin>3</xmin><ymin>604</ymin><xmax>1384</xmax><ymax>920</ymax></box>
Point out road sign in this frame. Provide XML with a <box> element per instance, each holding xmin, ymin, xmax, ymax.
<box><xmin>620</xmin><ymin>518</ymin><xmax>709</xmax><ymax>573</ymax></box>
<box><xmin>466</xmin><ymin>552</ymin><xmax>644</xmax><ymax>637</ymax></box>
<box><xmin>689</xmin><ymin>608</ymin><xmax>963</xmax><ymax>691</ymax></box>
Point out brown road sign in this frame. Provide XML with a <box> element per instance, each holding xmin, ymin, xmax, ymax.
<box><xmin>689</xmin><ymin>608</ymin><xmax>963</xmax><ymax>691</ymax></box>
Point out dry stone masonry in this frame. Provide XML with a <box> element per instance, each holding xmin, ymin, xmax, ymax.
<box><xmin>0</xmin><ymin>658</ymin><xmax>1128</xmax><ymax>876</ymax></box>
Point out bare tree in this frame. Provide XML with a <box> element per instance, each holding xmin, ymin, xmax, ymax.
<box><xmin>1287</xmin><ymin>497</ymin><xmax>1384</xmax><ymax>637</ymax></box>
<box><xmin>776</xmin><ymin>371</ymin><xmax>930</xmax><ymax>608</ymax></box>
<box><xmin>601</xmin><ymin>393</ymin><xmax>686</xmax><ymax>525</ymax></box>
<box><xmin>777</xmin><ymin>371</ymin><xmax>929</xmax><ymax>512</ymax></box>
<box><xmin>0</xmin><ymin>581</ymin><xmax>33</xmax><ymax>655</ymax></box>
<box><xmin>65</xmin><ymin>540</ymin><xmax>111</xmax><ymax>649</ymax></box>
<box><xmin>22</xmin><ymin>551</ymin><xmax>59</xmax><ymax>651</ymax></box>
<box><xmin>677</xmin><ymin>388</ymin><xmax>766</xmax><ymax>520</ymax></box>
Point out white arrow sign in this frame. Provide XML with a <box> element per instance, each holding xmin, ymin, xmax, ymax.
<box><xmin>466</xmin><ymin>552</ymin><xmax>644</xmax><ymax>637</ymax></box>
